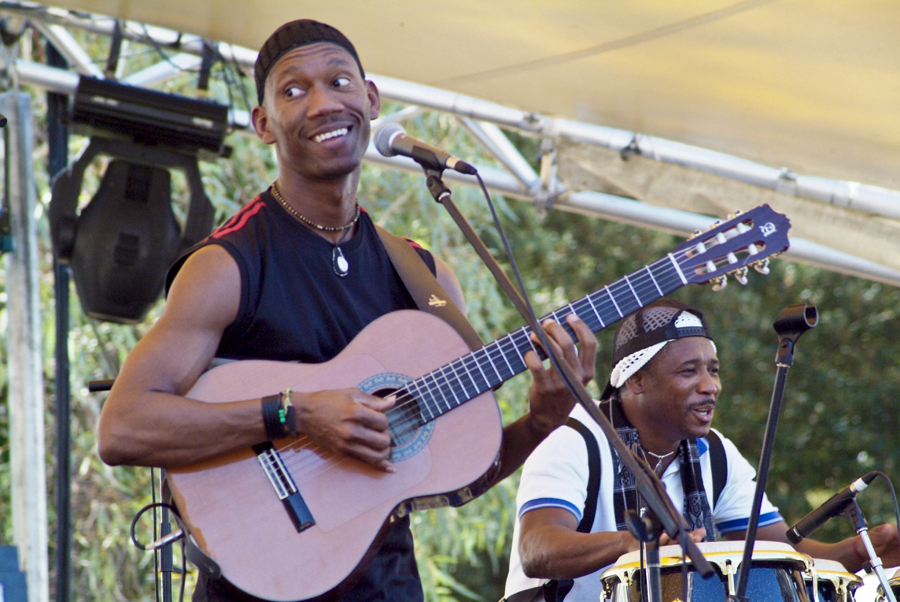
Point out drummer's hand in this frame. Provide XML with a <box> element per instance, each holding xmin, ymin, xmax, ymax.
<box><xmin>865</xmin><ymin>522</ymin><xmax>900</xmax><ymax>569</ymax></box>
<box><xmin>659</xmin><ymin>528</ymin><xmax>706</xmax><ymax>547</ymax></box>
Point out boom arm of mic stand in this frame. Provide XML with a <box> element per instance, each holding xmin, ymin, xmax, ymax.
<box><xmin>422</xmin><ymin>168</ymin><xmax>714</xmax><ymax>578</ymax></box>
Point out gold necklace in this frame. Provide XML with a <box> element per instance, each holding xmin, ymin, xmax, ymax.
<box><xmin>271</xmin><ymin>182</ymin><xmax>360</xmax><ymax>232</ymax></box>
<box><xmin>271</xmin><ymin>182</ymin><xmax>358</xmax><ymax>277</ymax></box>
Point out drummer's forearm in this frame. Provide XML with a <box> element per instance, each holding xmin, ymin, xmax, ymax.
<box><xmin>726</xmin><ymin>522</ymin><xmax>861</xmax><ymax>573</ymax></box>
<box><xmin>519</xmin><ymin>526</ymin><xmax>636</xmax><ymax>580</ymax></box>
<box><xmin>793</xmin><ymin>538</ymin><xmax>859</xmax><ymax>572</ymax></box>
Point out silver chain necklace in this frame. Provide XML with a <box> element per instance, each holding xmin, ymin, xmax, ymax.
<box><xmin>271</xmin><ymin>183</ymin><xmax>358</xmax><ymax>277</ymax></box>
<box><xmin>645</xmin><ymin>448</ymin><xmax>677</xmax><ymax>474</ymax></box>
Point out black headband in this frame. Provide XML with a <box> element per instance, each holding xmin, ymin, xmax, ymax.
<box><xmin>254</xmin><ymin>19</ymin><xmax>365</xmax><ymax>105</ymax></box>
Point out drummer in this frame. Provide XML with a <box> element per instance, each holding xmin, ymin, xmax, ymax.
<box><xmin>504</xmin><ymin>299</ymin><xmax>899</xmax><ymax>602</ymax></box>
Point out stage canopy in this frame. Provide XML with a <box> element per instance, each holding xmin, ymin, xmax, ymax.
<box><xmin>10</xmin><ymin>0</ymin><xmax>900</xmax><ymax>284</ymax></box>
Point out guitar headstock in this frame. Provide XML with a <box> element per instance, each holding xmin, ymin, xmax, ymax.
<box><xmin>675</xmin><ymin>204</ymin><xmax>790</xmax><ymax>289</ymax></box>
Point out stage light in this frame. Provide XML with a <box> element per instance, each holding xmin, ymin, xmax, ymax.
<box><xmin>48</xmin><ymin>77</ymin><xmax>228</xmax><ymax>323</ymax></box>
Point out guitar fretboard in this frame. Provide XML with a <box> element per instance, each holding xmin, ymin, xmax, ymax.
<box><xmin>388</xmin><ymin>253</ymin><xmax>688</xmax><ymax>435</ymax></box>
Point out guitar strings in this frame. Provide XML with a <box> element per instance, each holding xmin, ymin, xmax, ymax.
<box><xmin>300</xmin><ymin>232</ymin><xmax>725</xmax><ymax>439</ymax></box>
<box><xmin>382</xmin><ymin>229</ymin><xmax>750</xmax><ymax>425</ymax></box>
<box><xmin>270</xmin><ymin>228</ymin><xmax>755</xmax><ymax>481</ymax></box>
<box><xmin>286</xmin><ymin>231</ymin><xmax>735</xmax><ymax>456</ymax></box>
<box><xmin>379</xmin><ymin>240</ymin><xmax>710</xmax><ymax>417</ymax></box>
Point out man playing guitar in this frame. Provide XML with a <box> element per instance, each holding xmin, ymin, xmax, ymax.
<box><xmin>97</xmin><ymin>19</ymin><xmax>597</xmax><ymax>602</ymax></box>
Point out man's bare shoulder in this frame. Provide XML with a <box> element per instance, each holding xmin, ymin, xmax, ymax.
<box><xmin>160</xmin><ymin>244</ymin><xmax>242</xmax><ymax>334</ymax></box>
<box><xmin>110</xmin><ymin>244</ymin><xmax>241</xmax><ymax>398</ymax></box>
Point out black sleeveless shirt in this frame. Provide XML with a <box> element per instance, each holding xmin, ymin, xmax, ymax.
<box><xmin>168</xmin><ymin>188</ymin><xmax>434</xmax><ymax>602</ymax></box>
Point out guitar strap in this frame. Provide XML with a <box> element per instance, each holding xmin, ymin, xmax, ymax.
<box><xmin>376</xmin><ymin>225</ymin><xmax>506</xmax><ymax>505</ymax></box>
<box><xmin>375</xmin><ymin>225</ymin><xmax>483</xmax><ymax>352</ymax></box>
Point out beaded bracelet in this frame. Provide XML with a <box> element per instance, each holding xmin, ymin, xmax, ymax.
<box><xmin>281</xmin><ymin>388</ymin><xmax>298</xmax><ymax>438</ymax></box>
<box><xmin>261</xmin><ymin>389</ymin><xmax>298</xmax><ymax>440</ymax></box>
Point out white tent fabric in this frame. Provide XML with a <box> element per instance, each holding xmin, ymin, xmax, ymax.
<box><xmin>13</xmin><ymin>0</ymin><xmax>900</xmax><ymax>282</ymax></box>
<box><xmin>42</xmin><ymin>0</ymin><xmax>899</xmax><ymax>189</ymax></box>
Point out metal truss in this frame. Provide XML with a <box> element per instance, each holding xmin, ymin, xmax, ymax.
<box><xmin>4</xmin><ymin>0</ymin><xmax>900</xmax><ymax>285</ymax></box>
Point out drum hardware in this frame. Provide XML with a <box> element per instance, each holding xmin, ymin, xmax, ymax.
<box><xmin>876</xmin><ymin>568</ymin><xmax>900</xmax><ymax>602</ymax></box>
<box><xmin>809</xmin><ymin>558</ymin><xmax>862</xmax><ymax>602</ymax></box>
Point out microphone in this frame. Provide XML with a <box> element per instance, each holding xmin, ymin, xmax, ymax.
<box><xmin>786</xmin><ymin>472</ymin><xmax>878</xmax><ymax>544</ymax></box>
<box><xmin>374</xmin><ymin>123</ymin><xmax>477</xmax><ymax>175</ymax></box>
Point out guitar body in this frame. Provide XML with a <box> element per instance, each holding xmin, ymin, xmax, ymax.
<box><xmin>167</xmin><ymin>310</ymin><xmax>503</xmax><ymax>601</ymax></box>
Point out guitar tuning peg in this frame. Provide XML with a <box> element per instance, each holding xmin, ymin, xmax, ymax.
<box><xmin>710</xmin><ymin>275</ymin><xmax>728</xmax><ymax>291</ymax></box>
<box><xmin>753</xmin><ymin>258</ymin><xmax>770</xmax><ymax>275</ymax></box>
<box><xmin>733</xmin><ymin>266</ymin><xmax>749</xmax><ymax>285</ymax></box>
<box><xmin>687</xmin><ymin>229</ymin><xmax>703</xmax><ymax>241</ymax></box>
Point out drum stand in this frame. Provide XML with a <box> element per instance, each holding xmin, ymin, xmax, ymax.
<box><xmin>846</xmin><ymin>499</ymin><xmax>897</xmax><ymax>602</ymax></box>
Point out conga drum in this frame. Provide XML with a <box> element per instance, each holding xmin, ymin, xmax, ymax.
<box><xmin>807</xmin><ymin>559</ymin><xmax>861</xmax><ymax>602</ymax></box>
<box><xmin>600</xmin><ymin>540</ymin><xmax>813</xmax><ymax>602</ymax></box>
<box><xmin>874</xmin><ymin>567</ymin><xmax>900</xmax><ymax>602</ymax></box>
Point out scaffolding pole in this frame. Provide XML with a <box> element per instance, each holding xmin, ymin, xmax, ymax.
<box><xmin>2</xmin><ymin>89</ymin><xmax>50</xmax><ymax>602</ymax></box>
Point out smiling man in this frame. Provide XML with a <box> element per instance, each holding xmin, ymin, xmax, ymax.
<box><xmin>97</xmin><ymin>19</ymin><xmax>597</xmax><ymax>602</ymax></box>
<box><xmin>504</xmin><ymin>299</ymin><xmax>899</xmax><ymax>602</ymax></box>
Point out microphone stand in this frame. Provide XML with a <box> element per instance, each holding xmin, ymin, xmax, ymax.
<box><xmin>626</xmin><ymin>499</ymin><xmax>666</xmax><ymax>602</ymax></box>
<box><xmin>847</xmin><ymin>500</ymin><xmax>897</xmax><ymax>602</ymax></box>
<box><xmin>731</xmin><ymin>304</ymin><xmax>818</xmax><ymax>602</ymax></box>
<box><xmin>419</xmin><ymin>167</ymin><xmax>714</xmax><ymax>587</ymax></box>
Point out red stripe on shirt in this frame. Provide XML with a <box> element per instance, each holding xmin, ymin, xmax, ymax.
<box><xmin>212</xmin><ymin>195</ymin><xmax>266</xmax><ymax>239</ymax></box>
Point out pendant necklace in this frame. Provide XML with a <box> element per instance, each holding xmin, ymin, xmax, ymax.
<box><xmin>271</xmin><ymin>183</ymin><xmax>360</xmax><ymax>277</ymax></box>
<box><xmin>645</xmin><ymin>448</ymin><xmax>677</xmax><ymax>475</ymax></box>
<box><xmin>331</xmin><ymin>228</ymin><xmax>352</xmax><ymax>277</ymax></box>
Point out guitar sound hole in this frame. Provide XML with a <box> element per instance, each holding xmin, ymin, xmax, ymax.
<box><xmin>376</xmin><ymin>387</ymin><xmax>423</xmax><ymax>447</ymax></box>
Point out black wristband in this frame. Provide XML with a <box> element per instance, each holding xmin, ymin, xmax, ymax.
<box><xmin>261</xmin><ymin>394</ymin><xmax>285</xmax><ymax>440</ymax></box>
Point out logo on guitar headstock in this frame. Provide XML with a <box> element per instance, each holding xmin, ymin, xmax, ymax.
<box><xmin>760</xmin><ymin>222</ymin><xmax>778</xmax><ymax>237</ymax></box>
<box><xmin>428</xmin><ymin>294</ymin><xmax>447</xmax><ymax>307</ymax></box>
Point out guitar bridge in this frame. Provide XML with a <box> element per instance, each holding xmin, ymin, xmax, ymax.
<box><xmin>253</xmin><ymin>442</ymin><xmax>315</xmax><ymax>533</ymax></box>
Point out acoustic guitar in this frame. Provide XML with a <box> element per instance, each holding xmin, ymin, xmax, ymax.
<box><xmin>167</xmin><ymin>205</ymin><xmax>790</xmax><ymax>600</ymax></box>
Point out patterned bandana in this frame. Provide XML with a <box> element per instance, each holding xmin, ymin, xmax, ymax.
<box><xmin>601</xmin><ymin>299</ymin><xmax>715</xmax><ymax>401</ymax></box>
<box><xmin>604</xmin><ymin>398</ymin><xmax>717</xmax><ymax>540</ymax></box>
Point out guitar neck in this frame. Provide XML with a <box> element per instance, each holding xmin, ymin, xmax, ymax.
<box><xmin>401</xmin><ymin>253</ymin><xmax>687</xmax><ymax>425</ymax></box>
